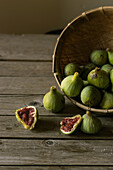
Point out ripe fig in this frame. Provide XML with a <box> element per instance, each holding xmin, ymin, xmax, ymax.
<box><xmin>83</xmin><ymin>80</ymin><xmax>89</xmax><ymax>86</ymax></box>
<box><xmin>81</xmin><ymin>63</ymin><xmax>96</xmax><ymax>80</ymax></box>
<box><xmin>107</xmin><ymin>48</ymin><xmax>113</xmax><ymax>65</ymax></box>
<box><xmin>60</xmin><ymin>114</ymin><xmax>82</xmax><ymax>135</ymax></box>
<box><xmin>100</xmin><ymin>91</ymin><xmax>113</xmax><ymax>109</ymax></box>
<box><xmin>81</xmin><ymin>111</ymin><xmax>102</xmax><ymax>134</ymax></box>
<box><xmin>43</xmin><ymin>86</ymin><xmax>65</xmax><ymax>113</ymax></box>
<box><xmin>64</xmin><ymin>63</ymin><xmax>80</xmax><ymax>77</ymax></box>
<box><xmin>90</xmin><ymin>50</ymin><xmax>108</xmax><ymax>66</ymax></box>
<box><xmin>80</xmin><ymin>85</ymin><xmax>101</xmax><ymax>107</ymax></box>
<box><xmin>101</xmin><ymin>64</ymin><xmax>113</xmax><ymax>75</ymax></box>
<box><xmin>15</xmin><ymin>106</ymin><xmax>38</xmax><ymax>130</ymax></box>
<box><xmin>110</xmin><ymin>69</ymin><xmax>113</xmax><ymax>84</ymax></box>
<box><xmin>61</xmin><ymin>72</ymin><xmax>83</xmax><ymax>97</ymax></box>
<box><xmin>87</xmin><ymin>67</ymin><xmax>110</xmax><ymax>89</ymax></box>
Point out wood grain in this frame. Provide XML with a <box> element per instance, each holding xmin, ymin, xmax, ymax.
<box><xmin>0</xmin><ymin>94</ymin><xmax>84</xmax><ymax>116</ymax></box>
<box><xmin>0</xmin><ymin>34</ymin><xmax>112</xmax><ymax>168</ymax></box>
<box><xmin>0</xmin><ymin>139</ymin><xmax>112</xmax><ymax>165</ymax></box>
<box><xmin>0</xmin><ymin>77</ymin><xmax>57</xmax><ymax>95</ymax></box>
<box><xmin>0</xmin><ymin>34</ymin><xmax>57</xmax><ymax>60</ymax></box>
<box><xmin>0</xmin><ymin>115</ymin><xmax>112</xmax><ymax>139</ymax></box>
<box><xmin>0</xmin><ymin>166</ymin><xmax>112</xmax><ymax>170</ymax></box>
<box><xmin>0</xmin><ymin>61</ymin><xmax>52</xmax><ymax>77</ymax></box>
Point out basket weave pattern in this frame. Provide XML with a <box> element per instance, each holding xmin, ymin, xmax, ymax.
<box><xmin>53</xmin><ymin>6</ymin><xmax>113</xmax><ymax>114</ymax></box>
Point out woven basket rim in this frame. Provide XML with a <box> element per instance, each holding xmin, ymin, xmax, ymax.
<box><xmin>52</xmin><ymin>6</ymin><xmax>113</xmax><ymax>114</ymax></box>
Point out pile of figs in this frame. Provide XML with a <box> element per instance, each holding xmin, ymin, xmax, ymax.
<box><xmin>61</xmin><ymin>48</ymin><xmax>113</xmax><ymax>110</ymax></box>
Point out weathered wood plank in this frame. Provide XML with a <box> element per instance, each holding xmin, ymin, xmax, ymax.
<box><xmin>0</xmin><ymin>166</ymin><xmax>112</xmax><ymax>170</ymax></box>
<box><xmin>0</xmin><ymin>61</ymin><xmax>52</xmax><ymax>77</ymax></box>
<box><xmin>0</xmin><ymin>34</ymin><xmax>57</xmax><ymax>60</ymax></box>
<box><xmin>0</xmin><ymin>139</ymin><xmax>112</xmax><ymax>165</ymax></box>
<box><xmin>0</xmin><ymin>77</ymin><xmax>56</xmax><ymax>95</ymax></box>
<box><xmin>0</xmin><ymin>115</ymin><xmax>112</xmax><ymax>139</ymax></box>
<box><xmin>0</xmin><ymin>94</ymin><xmax>84</xmax><ymax>116</ymax></box>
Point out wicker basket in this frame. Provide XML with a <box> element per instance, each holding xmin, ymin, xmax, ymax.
<box><xmin>52</xmin><ymin>6</ymin><xmax>113</xmax><ymax>114</ymax></box>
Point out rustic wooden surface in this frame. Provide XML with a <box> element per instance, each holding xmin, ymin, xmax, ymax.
<box><xmin>0</xmin><ymin>34</ymin><xmax>113</xmax><ymax>169</ymax></box>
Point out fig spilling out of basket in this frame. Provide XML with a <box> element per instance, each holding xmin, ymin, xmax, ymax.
<box><xmin>62</xmin><ymin>48</ymin><xmax>113</xmax><ymax>109</ymax></box>
<box><xmin>61</xmin><ymin>72</ymin><xmax>83</xmax><ymax>97</ymax></box>
<box><xmin>43</xmin><ymin>86</ymin><xmax>65</xmax><ymax>113</ymax></box>
<box><xmin>60</xmin><ymin>111</ymin><xmax>102</xmax><ymax>135</ymax></box>
<box><xmin>15</xmin><ymin>106</ymin><xmax>38</xmax><ymax>130</ymax></box>
<box><xmin>60</xmin><ymin>114</ymin><xmax>82</xmax><ymax>134</ymax></box>
<box><xmin>81</xmin><ymin>111</ymin><xmax>102</xmax><ymax>134</ymax></box>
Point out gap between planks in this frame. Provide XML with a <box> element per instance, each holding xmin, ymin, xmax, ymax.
<box><xmin>0</xmin><ymin>116</ymin><xmax>112</xmax><ymax>139</ymax></box>
<box><xmin>0</xmin><ymin>166</ymin><xmax>112</xmax><ymax>169</ymax></box>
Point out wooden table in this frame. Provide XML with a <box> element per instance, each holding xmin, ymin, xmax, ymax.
<box><xmin>0</xmin><ymin>34</ymin><xmax>113</xmax><ymax>169</ymax></box>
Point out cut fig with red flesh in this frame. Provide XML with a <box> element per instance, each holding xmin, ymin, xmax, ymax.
<box><xmin>15</xmin><ymin>106</ymin><xmax>38</xmax><ymax>130</ymax></box>
<box><xmin>60</xmin><ymin>114</ymin><xmax>82</xmax><ymax>135</ymax></box>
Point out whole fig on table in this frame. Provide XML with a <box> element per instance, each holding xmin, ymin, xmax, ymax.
<box><xmin>81</xmin><ymin>111</ymin><xmax>102</xmax><ymax>134</ymax></box>
<box><xmin>60</xmin><ymin>114</ymin><xmax>82</xmax><ymax>135</ymax></box>
<box><xmin>101</xmin><ymin>64</ymin><xmax>113</xmax><ymax>75</ymax></box>
<box><xmin>87</xmin><ymin>67</ymin><xmax>110</xmax><ymax>89</ymax></box>
<box><xmin>90</xmin><ymin>50</ymin><xmax>108</xmax><ymax>66</ymax></box>
<box><xmin>80</xmin><ymin>85</ymin><xmax>101</xmax><ymax>107</ymax></box>
<box><xmin>64</xmin><ymin>63</ymin><xmax>80</xmax><ymax>77</ymax></box>
<box><xmin>43</xmin><ymin>86</ymin><xmax>65</xmax><ymax>113</ymax></box>
<box><xmin>107</xmin><ymin>48</ymin><xmax>113</xmax><ymax>65</ymax></box>
<box><xmin>15</xmin><ymin>106</ymin><xmax>38</xmax><ymax>130</ymax></box>
<box><xmin>81</xmin><ymin>63</ymin><xmax>96</xmax><ymax>80</ymax></box>
<box><xmin>61</xmin><ymin>72</ymin><xmax>83</xmax><ymax>97</ymax></box>
<box><xmin>100</xmin><ymin>91</ymin><xmax>113</xmax><ymax>109</ymax></box>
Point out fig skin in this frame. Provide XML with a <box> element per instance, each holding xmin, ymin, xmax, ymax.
<box><xmin>80</xmin><ymin>85</ymin><xmax>101</xmax><ymax>107</ymax></box>
<box><xmin>90</xmin><ymin>50</ymin><xmax>108</xmax><ymax>66</ymax></box>
<box><xmin>100</xmin><ymin>91</ymin><xmax>113</xmax><ymax>109</ymax></box>
<box><xmin>15</xmin><ymin>106</ymin><xmax>38</xmax><ymax>130</ymax></box>
<box><xmin>107</xmin><ymin>48</ymin><xmax>113</xmax><ymax>65</ymax></box>
<box><xmin>60</xmin><ymin>114</ymin><xmax>82</xmax><ymax>135</ymax></box>
<box><xmin>64</xmin><ymin>63</ymin><xmax>80</xmax><ymax>77</ymax></box>
<box><xmin>83</xmin><ymin>80</ymin><xmax>89</xmax><ymax>86</ymax></box>
<box><xmin>43</xmin><ymin>86</ymin><xmax>65</xmax><ymax>113</ymax></box>
<box><xmin>61</xmin><ymin>72</ymin><xmax>83</xmax><ymax>97</ymax></box>
<box><xmin>81</xmin><ymin>111</ymin><xmax>102</xmax><ymax>134</ymax></box>
<box><xmin>101</xmin><ymin>64</ymin><xmax>113</xmax><ymax>75</ymax></box>
<box><xmin>87</xmin><ymin>67</ymin><xmax>110</xmax><ymax>89</ymax></box>
<box><xmin>110</xmin><ymin>69</ymin><xmax>113</xmax><ymax>84</ymax></box>
<box><xmin>81</xmin><ymin>63</ymin><xmax>96</xmax><ymax>80</ymax></box>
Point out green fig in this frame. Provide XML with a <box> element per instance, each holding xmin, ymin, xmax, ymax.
<box><xmin>81</xmin><ymin>63</ymin><xmax>96</xmax><ymax>80</ymax></box>
<box><xmin>101</xmin><ymin>64</ymin><xmax>113</xmax><ymax>74</ymax></box>
<box><xmin>80</xmin><ymin>85</ymin><xmax>101</xmax><ymax>107</ymax></box>
<box><xmin>87</xmin><ymin>67</ymin><xmax>110</xmax><ymax>89</ymax></box>
<box><xmin>83</xmin><ymin>80</ymin><xmax>89</xmax><ymax>86</ymax></box>
<box><xmin>81</xmin><ymin>111</ymin><xmax>102</xmax><ymax>134</ymax></box>
<box><xmin>61</xmin><ymin>72</ymin><xmax>83</xmax><ymax>97</ymax></box>
<box><xmin>110</xmin><ymin>69</ymin><xmax>113</xmax><ymax>84</ymax></box>
<box><xmin>100</xmin><ymin>91</ymin><xmax>113</xmax><ymax>109</ymax></box>
<box><xmin>60</xmin><ymin>114</ymin><xmax>82</xmax><ymax>135</ymax></box>
<box><xmin>107</xmin><ymin>48</ymin><xmax>113</xmax><ymax>65</ymax></box>
<box><xmin>90</xmin><ymin>50</ymin><xmax>108</xmax><ymax>66</ymax></box>
<box><xmin>64</xmin><ymin>63</ymin><xmax>80</xmax><ymax>77</ymax></box>
<box><xmin>43</xmin><ymin>86</ymin><xmax>65</xmax><ymax>113</ymax></box>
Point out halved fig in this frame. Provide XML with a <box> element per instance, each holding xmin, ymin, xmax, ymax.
<box><xmin>60</xmin><ymin>114</ymin><xmax>82</xmax><ymax>135</ymax></box>
<box><xmin>15</xmin><ymin>106</ymin><xmax>38</xmax><ymax>130</ymax></box>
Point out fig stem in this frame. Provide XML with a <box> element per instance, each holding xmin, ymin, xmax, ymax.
<box><xmin>95</xmin><ymin>67</ymin><xmax>100</xmax><ymax>72</ymax></box>
<box><xmin>106</xmin><ymin>48</ymin><xmax>110</xmax><ymax>52</ymax></box>
<box><xmin>50</xmin><ymin>86</ymin><xmax>57</xmax><ymax>93</ymax></box>
<box><xmin>72</xmin><ymin>72</ymin><xmax>79</xmax><ymax>81</ymax></box>
<box><xmin>86</xmin><ymin>110</ymin><xmax>91</xmax><ymax>115</ymax></box>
